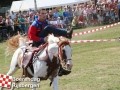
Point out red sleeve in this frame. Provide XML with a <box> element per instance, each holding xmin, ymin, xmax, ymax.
<box><xmin>28</xmin><ymin>25</ymin><xmax>41</xmax><ymax>42</ymax></box>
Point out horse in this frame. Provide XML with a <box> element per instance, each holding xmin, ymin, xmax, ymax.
<box><xmin>2</xmin><ymin>34</ymin><xmax>73</xmax><ymax>90</ymax></box>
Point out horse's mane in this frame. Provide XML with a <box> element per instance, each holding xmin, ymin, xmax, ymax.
<box><xmin>47</xmin><ymin>34</ymin><xmax>60</xmax><ymax>44</ymax></box>
<box><xmin>47</xmin><ymin>34</ymin><xmax>69</xmax><ymax>44</ymax></box>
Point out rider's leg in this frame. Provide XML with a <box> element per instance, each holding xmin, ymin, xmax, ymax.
<box><xmin>44</xmin><ymin>25</ymin><xmax>67</xmax><ymax>36</ymax></box>
<box><xmin>41</xmin><ymin>25</ymin><xmax>73</xmax><ymax>39</ymax></box>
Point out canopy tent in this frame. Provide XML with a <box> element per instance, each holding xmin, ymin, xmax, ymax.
<box><xmin>20</xmin><ymin>0</ymin><xmax>35</xmax><ymax>11</ymax></box>
<box><xmin>37</xmin><ymin>0</ymin><xmax>89</xmax><ymax>9</ymax></box>
<box><xmin>10</xmin><ymin>1</ymin><xmax>23</xmax><ymax>12</ymax></box>
<box><xmin>10</xmin><ymin>0</ymin><xmax>89</xmax><ymax>12</ymax></box>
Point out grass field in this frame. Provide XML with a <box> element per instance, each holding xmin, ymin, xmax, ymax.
<box><xmin>0</xmin><ymin>24</ymin><xmax>120</xmax><ymax>90</ymax></box>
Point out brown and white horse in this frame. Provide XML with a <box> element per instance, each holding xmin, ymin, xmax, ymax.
<box><xmin>3</xmin><ymin>34</ymin><xmax>73</xmax><ymax>90</ymax></box>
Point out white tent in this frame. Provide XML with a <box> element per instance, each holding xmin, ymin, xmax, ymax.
<box><xmin>10</xmin><ymin>1</ymin><xmax>23</xmax><ymax>12</ymax></box>
<box><xmin>20</xmin><ymin>0</ymin><xmax>35</xmax><ymax>11</ymax></box>
<box><xmin>10</xmin><ymin>0</ymin><xmax>89</xmax><ymax>12</ymax></box>
<box><xmin>37</xmin><ymin>0</ymin><xmax>89</xmax><ymax>9</ymax></box>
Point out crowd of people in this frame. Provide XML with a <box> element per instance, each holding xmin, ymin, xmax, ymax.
<box><xmin>0</xmin><ymin>0</ymin><xmax>120</xmax><ymax>41</ymax></box>
<box><xmin>71</xmin><ymin>0</ymin><xmax>120</xmax><ymax>28</ymax></box>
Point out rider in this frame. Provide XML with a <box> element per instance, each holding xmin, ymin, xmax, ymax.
<box><xmin>27</xmin><ymin>9</ymin><xmax>73</xmax><ymax>76</ymax></box>
<box><xmin>28</xmin><ymin>9</ymin><xmax>73</xmax><ymax>47</ymax></box>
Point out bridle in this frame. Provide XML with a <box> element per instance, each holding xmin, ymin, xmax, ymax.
<box><xmin>58</xmin><ymin>39</ymin><xmax>72</xmax><ymax>66</ymax></box>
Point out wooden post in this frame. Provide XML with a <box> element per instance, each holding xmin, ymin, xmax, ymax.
<box><xmin>34</xmin><ymin>0</ymin><xmax>37</xmax><ymax>11</ymax></box>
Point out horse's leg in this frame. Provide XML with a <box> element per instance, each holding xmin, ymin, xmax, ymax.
<box><xmin>52</xmin><ymin>76</ymin><xmax>59</xmax><ymax>90</ymax></box>
<box><xmin>7</xmin><ymin>48</ymin><xmax>23</xmax><ymax>76</ymax></box>
<box><xmin>31</xmin><ymin>76</ymin><xmax>39</xmax><ymax>90</ymax></box>
<box><xmin>31</xmin><ymin>61</ymin><xmax>41</xmax><ymax>90</ymax></box>
<box><xmin>31</xmin><ymin>65</ymin><xmax>37</xmax><ymax>90</ymax></box>
<box><xmin>7</xmin><ymin>49</ymin><xmax>23</xmax><ymax>90</ymax></box>
<box><xmin>6</xmin><ymin>56</ymin><xmax>20</xmax><ymax>76</ymax></box>
<box><xmin>6</xmin><ymin>66</ymin><xmax>19</xmax><ymax>76</ymax></box>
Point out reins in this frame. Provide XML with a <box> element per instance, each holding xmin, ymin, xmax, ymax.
<box><xmin>58</xmin><ymin>39</ymin><xmax>70</xmax><ymax>64</ymax></box>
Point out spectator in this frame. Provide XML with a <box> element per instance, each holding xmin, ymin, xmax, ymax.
<box><xmin>10</xmin><ymin>11</ymin><xmax>16</xmax><ymax>20</ymax></box>
<box><xmin>18</xmin><ymin>15</ymin><xmax>26</xmax><ymax>34</ymax></box>
<box><xmin>97</xmin><ymin>11</ymin><xmax>103</xmax><ymax>25</ymax></box>
<box><xmin>0</xmin><ymin>16</ymin><xmax>7</xmax><ymax>40</ymax></box>
<box><xmin>92</xmin><ymin>5</ymin><xmax>98</xmax><ymax>25</ymax></box>
<box><xmin>47</xmin><ymin>10</ymin><xmax>54</xmax><ymax>21</ymax></box>
<box><xmin>56</xmin><ymin>17</ymin><xmax>64</xmax><ymax>28</ymax></box>
<box><xmin>72</xmin><ymin>16</ymin><xmax>78</xmax><ymax>27</ymax></box>
<box><xmin>14</xmin><ymin>17</ymin><xmax>21</xmax><ymax>35</ymax></box>
<box><xmin>115</xmin><ymin>12</ymin><xmax>119</xmax><ymax>22</ymax></box>
<box><xmin>6</xmin><ymin>16</ymin><xmax>14</xmax><ymax>37</ymax></box>
<box><xmin>53</xmin><ymin>8</ymin><xmax>59</xmax><ymax>20</ymax></box>
<box><xmin>78</xmin><ymin>12</ymin><xmax>86</xmax><ymax>27</ymax></box>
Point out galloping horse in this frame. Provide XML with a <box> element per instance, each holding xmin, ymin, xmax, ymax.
<box><xmin>3</xmin><ymin>34</ymin><xmax>73</xmax><ymax>90</ymax></box>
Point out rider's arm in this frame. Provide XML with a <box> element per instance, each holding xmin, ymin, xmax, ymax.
<box><xmin>28</xmin><ymin>25</ymin><xmax>44</xmax><ymax>43</ymax></box>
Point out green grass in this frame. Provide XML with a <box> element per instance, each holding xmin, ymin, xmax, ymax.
<box><xmin>0</xmin><ymin>24</ymin><xmax>120</xmax><ymax>90</ymax></box>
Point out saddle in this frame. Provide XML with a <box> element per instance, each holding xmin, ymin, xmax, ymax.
<box><xmin>22</xmin><ymin>43</ymin><xmax>48</xmax><ymax>68</ymax></box>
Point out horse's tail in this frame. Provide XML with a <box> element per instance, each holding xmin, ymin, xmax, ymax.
<box><xmin>5</xmin><ymin>35</ymin><xmax>21</xmax><ymax>56</ymax></box>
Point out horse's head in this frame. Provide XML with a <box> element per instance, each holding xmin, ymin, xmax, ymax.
<box><xmin>58</xmin><ymin>37</ymin><xmax>73</xmax><ymax>71</ymax></box>
<box><xmin>43</xmin><ymin>34</ymin><xmax>73</xmax><ymax>71</ymax></box>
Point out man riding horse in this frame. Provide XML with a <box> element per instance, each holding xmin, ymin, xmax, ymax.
<box><xmin>27</xmin><ymin>9</ymin><xmax>73</xmax><ymax>76</ymax></box>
